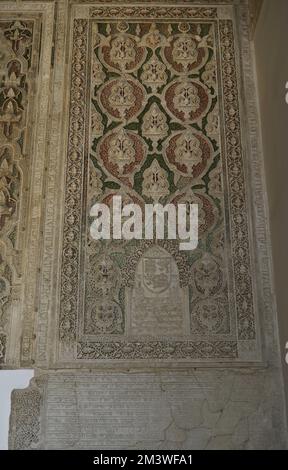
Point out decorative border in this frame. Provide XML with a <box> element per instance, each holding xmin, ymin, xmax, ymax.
<box><xmin>78</xmin><ymin>340</ymin><xmax>238</xmax><ymax>360</ymax></box>
<box><xmin>219</xmin><ymin>19</ymin><xmax>255</xmax><ymax>340</ymax></box>
<box><xmin>90</xmin><ymin>6</ymin><xmax>218</xmax><ymax>19</ymax></box>
<box><xmin>236</xmin><ymin>3</ymin><xmax>275</xmax><ymax>362</ymax></box>
<box><xmin>59</xmin><ymin>19</ymin><xmax>89</xmax><ymax>344</ymax></box>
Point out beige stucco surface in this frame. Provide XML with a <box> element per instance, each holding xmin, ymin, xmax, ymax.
<box><xmin>254</xmin><ymin>0</ymin><xmax>288</xmax><ymax>422</ymax></box>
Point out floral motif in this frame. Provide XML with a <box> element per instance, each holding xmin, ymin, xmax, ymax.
<box><xmin>4</xmin><ymin>20</ymin><xmax>32</xmax><ymax>53</ymax></box>
<box><xmin>165</xmin><ymin>79</ymin><xmax>210</xmax><ymax>123</ymax></box>
<box><xmin>172</xmin><ymin>189</ymin><xmax>217</xmax><ymax>236</ymax></box>
<box><xmin>85</xmin><ymin>254</ymin><xmax>124</xmax><ymax>335</ymax></box>
<box><xmin>0</xmin><ymin>147</ymin><xmax>20</xmax><ymax>231</ymax></box>
<box><xmin>78</xmin><ymin>340</ymin><xmax>237</xmax><ymax>360</ymax></box>
<box><xmin>108</xmin><ymin>79</ymin><xmax>136</xmax><ymax>119</ymax></box>
<box><xmin>172</xmin><ymin>35</ymin><xmax>198</xmax><ymax>71</ymax></box>
<box><xmin>107</xmin><ymin>128</ymin><xmax>136</xmax><ymax>174</ymax></box>
<box><xmin>165</xmin><ymin>130</ymin><xmax>212</xmax><ymax>178</ymax></box>
<box><xmin>110</xmin><ymin>35</ymin><xmax>136</xmax><ymax>70</ymax></box>
<box><xmin>142</xmin><ymin>102</ymin><xmax>168</xmax><ymax>151</ymax></box>
<box><xmin>142</xmin><ymin>159</ymin><xmax>169</xmax><ymax>203</ymax></box>
<box><xmin>140</xmin><ymin>23</ymin><xmax>168</xmax><ymax>49</ymax></box>
<box><xmin>163</xmin><ymin>25</ymin><xmax>209</xmax><ymax>75</ymax></box>
<box><xmin>0</xmin><ymin>89</ymin><xmax>22</xmax><ymax>138</ymax></box>
<box><xmin>141</xmin><ymin>54</ymin><xmax>167</xmax><ymax>92</ymax></box>
<box><xmin>191</xmin><ymin>296</ymin><xmax>229</xmax><ymax>334</ymax></box>
<box><xmin>173</xmin><ymin>81</ymin><xmax>200</xmax><ymax>119</ymax></box>
<box><xmin>193</xmin><ymin>253</ymin><xmax>223</xmax><ymax>297</ymax></box>
<box><xmin>0</xmin><ymin>60</ymin><xmax>26</xmax><ymax>138</ymax></box>
<box><xmin>60</xmin><ymin>19</ymin><xmax>88</xmax><ymax>342</ymax></box>
<box><xmin>100</xmin><ymin>78</ymin><xmax>144</xmax><ymax>121</ymax></box>
<box><xmin>101</xmin><ymin>32</ymin><xmax>146</xmax><ymax>73</ymax></box>
<box><xmin>90</xmin><ymin>7</ymin><xmax>218</xmax><ymax>20</ymax></box>
<box><xmin>98</xmin><ymin>130</ymin><xmax>146</xmax><ymax>181</ymax></box>
<box><xmin>174</xmin><ymin>131</ymin><xmax>203</xmax><ymax>173</ymax></box>
<box><xmin>89</xmin><ymin>300</ymin><xmax>123</xmax><ymax>334</ymax></box>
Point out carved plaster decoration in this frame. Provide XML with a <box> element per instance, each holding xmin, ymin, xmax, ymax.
<box><xmin>9</xmin><ymin>1</ymin><xmax>268</xmax><ymax>367</ymax></box>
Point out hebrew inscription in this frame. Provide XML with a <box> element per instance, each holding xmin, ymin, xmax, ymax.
<box><xmin>34</xmin><ymin>3</ymin><xmax>262</xmax><ymax>365</ymax></box>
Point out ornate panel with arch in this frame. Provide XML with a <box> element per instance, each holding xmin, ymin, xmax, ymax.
<box><xmin>42</xmin><ymin>1</ymin><xmax>263</xmax><ymax>367</ymax></box>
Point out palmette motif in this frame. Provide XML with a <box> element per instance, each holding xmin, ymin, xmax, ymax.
<box><xmin>142</xmin><ymin>159</ymin><xmax>170</xmax><ymax>203</ymax></box>
<box><xmin>108</xmin><ymin>79</ymin><xmax>136</xmax><ymax>119</ymax></box>
<box><xmin>142</xmin><ymin>102</ymin><xmax>168</xmax><ymax>150</ymax></box>
<box><xmin>107</xmin><ymin>128</ymin><xmax>136</xmax><ymax>174</ymax></box>
<box><xmin>141</xmin><ymin>54</ymin><xmax>167</xmax><ymax>92</ymax></box>
<box><xmin>172</xmin><ymin>35</ymin><xmax>198</xmax><ymax>70</ymax></box>
<box><xmin>110</xmin><ymin>35</ymin><xmax>136</xmax><ymax>70</ymax></box>
<box><xmin>174</xmin><ymin>131</ymin><xmax>203</xmax><ymax>173</ymax></box>
<box><xmin>172</xmin><ymin>81</ymin><xmax>201</xmax><ymax>118</ymax></box>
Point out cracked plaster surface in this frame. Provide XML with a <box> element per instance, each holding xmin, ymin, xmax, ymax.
<box><xmin>9</xmin><ymin>369</ymin><xmax>288</xmax><ymax>450</ymax></box>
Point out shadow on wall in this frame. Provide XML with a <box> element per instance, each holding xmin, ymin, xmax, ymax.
<box><xmin>0</xmin><ymin>370</ymin><xmax>34</xmax><ymax>450</ymax></box>
<box><xmin>254</xmin><ymin>0</ymin><xmax>288</xmax><ymax>425</ymax></box>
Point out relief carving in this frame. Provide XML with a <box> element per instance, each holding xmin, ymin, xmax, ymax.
<box><xmin>57</xmin><ymin>10</ymin><xmax>258</xmax><ymax>363</ymax></box>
